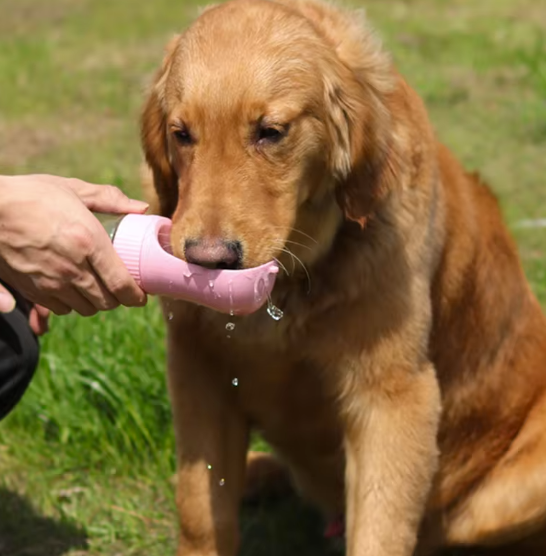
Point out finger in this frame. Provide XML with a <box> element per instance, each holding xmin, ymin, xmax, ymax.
<box><xmin>65</xmin><ymin>181</ymin><xmax>149</xmax><ymax>214</ymax></box>
<box><xmin>87</xmin><ymin>229</ymin><xmax>148</xmax><ymax>308</ymax></box>
<box><xmin>25</xmin><ymin>294</ymin><xmax>72</xmax><ymax>317</ymax></box>
<box><xmin>34</xmin><ymin>304</ymin><xmax>51</xmax><ymax>335</ymax></box>
<box><xmin>53</xmin><ymin>287</ymin><xmax>98</xmax><ymax>317</ymax></box>
<box><xmin>37</xmin><ymin>310</ymin><xmax>50</xmax><ymax>335</ymax></box>
<box><xmin>35</xmin><ymin>304</ymin><xmax>51</xmax><ymax>319</ymax></box>
<box><xmin>28</xmin><ymin>278</ymin><xmax>96</xmax><ymax>317</ymax></box>
<box><xmin>71</xmin><ymin>260</ymin><xmax>121</xmax><ymax>312</ymax></box>
<box><xmin>28</xmin><ymin>307</ymin><xmax>39</xmax><ymax>335</ymax></box>
<box><xmin>28</xmin><ymin>175</ymin><xmax>149</xmax><ymax>214</ymax></box>
<box><xmin>29</xmin><ymin>306</ymin><xmax>49</xmax><ymax>336</ymax></box>
<box><xmin>0</xmin><ymin>283</ymin><xmax>16</xmax><ymax>313</ymax></box>
<box><xmin>0</xmin><ymin>272</ymin><xmax>72</xmax><ymax>316</ymax></box>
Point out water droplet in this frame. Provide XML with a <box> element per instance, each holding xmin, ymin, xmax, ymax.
<box><xmin>254</xmin><ymin>278</ymin><xmax>265</xmax><ymax>303</ymax></box>
<box><xmin>168</xmin><ymin>312</ymin><xmax>174</xmax><ymax>321</ymax></box>
<box><xmin>207</xmin><ymin>464</ymin><xmax>212</xmax><ymax>470</ymax></box>
<box><xmin>219</xmin><ymin>478</ymin><xmax>225</xmax><ymax>486</ymax></box>
<box><xmin>232</xmin><ymin>378</ymin><xmax>238</xmax><ymax>387</ymax></box>
<box><xmin>228</xmin><ymin>281</ymin><xmax>234</xmax><ymax>316</ymax></box>
<box><xmin>266</xmin><ymin>297</ymin><xmax>283</xmax><ymax>321</ymax></box>
<box><xmin>225</xmin><ymin>322</ymin><xmax>235</xmax><ymax>332</ymax></box>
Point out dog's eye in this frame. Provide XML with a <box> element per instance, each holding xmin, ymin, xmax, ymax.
<box><xmin>173</xmin><ymin>127</ymin><xmax>193</xmax><ymax>146</ymax></box>
<box><xmin>257</xmin><ymin>124</ymin><xmax>289</xmax><ymax>145</ymax></box>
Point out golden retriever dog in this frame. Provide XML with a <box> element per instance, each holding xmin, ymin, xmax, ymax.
<box><xmin>140</xmin><ymin>0</ymin><xmax>546</xmax><ymax>554</ymax></box>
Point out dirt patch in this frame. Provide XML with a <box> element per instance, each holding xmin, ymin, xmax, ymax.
<box><xmin>0</xmin><ymin>113</ymin><xmax>121</xmax><ymax>168</ymax></box>
<box><xmin>0</xmin><ymin>0</ymin><xmax>89</xmax><ymax>37</ymax></box>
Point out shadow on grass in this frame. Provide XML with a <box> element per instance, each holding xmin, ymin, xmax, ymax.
<box><xmin>0</xmin><ymin>488</ymin><xmax>88</xmax><ymax>556</ymax></box>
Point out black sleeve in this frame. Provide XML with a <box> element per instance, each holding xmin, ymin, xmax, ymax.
<box><xmin>0</xmin><ymin>282</ymin><xmax>40</xmax><ymax>421</ymax></box>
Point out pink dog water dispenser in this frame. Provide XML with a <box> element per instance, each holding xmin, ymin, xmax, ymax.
<box><xmin>97</xmin><ymin>213</ymin><xmax>279</xmax><ymax>316</ymax></box>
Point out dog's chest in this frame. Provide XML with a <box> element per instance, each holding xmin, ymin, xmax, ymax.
<box><xmin>200</xmin><ymin>298</ymin><xmax>344</xmax><ymax>453</ymax></box>
<box><xmin>227</xmin><ymin>347</ymin><xmax>345</xmax><ymax>509</ymax></box>
<box><xmin>223</xmin><ymin>338</ymin><xmax>343</xmax><ymax>454</ymax></box>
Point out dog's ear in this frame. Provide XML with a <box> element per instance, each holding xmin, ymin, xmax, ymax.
<box><xmin>324</xmin><ymin>71</ymin><xmax>403</xmax><ymax>229</ymax></box>
<box><xmin>284</xmin><ymin>0</ymin><xmax>403</xmax><ymax>228</ymax></box>
<box><xmin>140</xmin><ymin>35</ymin><xmax>181</xmax><ymax>217</ymax></box>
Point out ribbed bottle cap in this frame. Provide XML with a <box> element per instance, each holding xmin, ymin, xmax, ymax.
<box><xmin>111</xmin><ymin>214</ymin><xmax>150</xmax><ymax>285</ymax></box>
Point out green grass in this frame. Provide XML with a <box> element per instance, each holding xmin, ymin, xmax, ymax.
<box><xmin>1</xmin><ymin>0</ymin><xmax>546</xmax><ymax>554</ymax></box>
<box><xmin>5</xmin><ymin>303</ymin><xmax>173</xmax><ymax>474</ymax></box>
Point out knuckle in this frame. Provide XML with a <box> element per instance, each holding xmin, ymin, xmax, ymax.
<box><xmin>108</xmin><ymin>277</ymin><xmax>130</xmax><ymax>297</ymax></box>
<box><xmin>105</xmin><ymin>185</ymin><xmax>126</xmax><ymax>202</ymax></box>
<box><xmin>65</xmin><ymin>267</ymin><xmax>82</xmax><ymax>282</ymax></box>
<box><xmin>56</xmin><ymin>263</ymin><xmax>81</xmax><ymax>282</ymax></box>
<box><xmin>34</xmin><ymin>276</ymin><xmax>62</xmax><ymax>294</ymax></box>
<box><xmin>69</xmin><ymin>224</ymin><xmax>94</xmax><ymax>253</ymax></box>
<box><xmin>72</xmin><ymin>276</ymin><xmax>119</xmax><ymax>311</ymax></box>
<box><xmin>73</xmin><ymin>273</ymin><xmax>96</xmax><ymax>291</ymax></box>
<box><xmin>65</xmin><ymin>177</ymin><xmax>91</xmax><ymax>197</ymax></box>
<box><xmin>93</xmin><ymin>294</ymin><xmax>120</xmax><ymax>312</ymax></box>
<box><xmin>102</xmin><ymin>298</ymin><xmax>120</xmax><ymax>311</ymax></box>
<box><xmin>67</xmin><ymin>177</ymin><xmax>83</xmax><ymax>189</ymax></box>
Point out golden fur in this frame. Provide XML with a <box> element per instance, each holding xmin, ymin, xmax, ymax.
<box><xmin>140</xmin><ymin>1</ymin><xmax>546</xmax><ymax>554</ymax></box>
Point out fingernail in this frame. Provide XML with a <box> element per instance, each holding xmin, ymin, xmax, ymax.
<box><xmin>128</xmin><ymin>199</ymin><xmax>149</xmax><ymax>213</ymax></box>
<box><xmin>0</xmin><ymin>292</ymin><xmax>16</xmax><ymax>313</ymax></box>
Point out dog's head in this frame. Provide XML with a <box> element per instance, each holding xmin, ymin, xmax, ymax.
<box><xmin>141</xmin><ymin>0</ymin><xmax>402</xmax><ymax>271</ymax></box>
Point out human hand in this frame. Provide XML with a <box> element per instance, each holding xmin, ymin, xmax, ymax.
<box><xmin>0</xmin><ymin>174</ymin><xmax>149</xmax><ymax>316</ymax></box>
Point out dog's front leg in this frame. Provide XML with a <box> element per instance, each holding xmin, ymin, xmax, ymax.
<box><xmin>166</xmin><ymin>320</ymin><xmax>249</xmax><ymax>556</ymax></box>
<box><xmin>342</xmin><ymin>359</ymin><xmax>441</xmax><ymax>556</ymax></box>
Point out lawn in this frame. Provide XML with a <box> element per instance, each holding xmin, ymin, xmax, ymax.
<box><xmin>0</xmin><ymin>0</ymin><xmax>545</xmax><ymax>554</ymax></box>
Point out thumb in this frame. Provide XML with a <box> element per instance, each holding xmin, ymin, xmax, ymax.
<box><xmin>0</xmin><ymin>283</ymin><xmax>16</xmax><ymax>313</ymax></box>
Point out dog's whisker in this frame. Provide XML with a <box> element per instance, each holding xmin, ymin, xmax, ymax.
<box><xmin>272</xmin><ymin>257</ymin><xmax>290</xmax><ymax>277</ymax></box>
<box><xmin>271</xmin><ymin>238</ymin><xmax>313</xmax><ymax>251</ymax></box>
<box><xmin>285</xmin><ymin>239</ymin><xmax>313</xmax><ymax>251</ymax></box>
<box><xmin>267</xmin><ymin>242</ymin><xmax>311</xmax><ymax>289</ymax></box>
<box><xmin>265</xmin><ymin>242</ymin><xmax>295</xmax><ymax>271</ymax></box>
<box><xmin>280</xmin><ymin>247</ymin><xmax>312</xmax><ymax>293</ymax></box>
<box><xmin>270</xmin><ymin>226</ymin><xmax>319</xmax><ymax>245</ymax></box>
<box><xmin>281</xmin><ymin>247</ymin><xmax>297</xmax><ymax>274</ymax></box>
<box><xmin>262</xmin><ymin>246</ymin><xmax>291</xmax><ymax>277</ymax></box>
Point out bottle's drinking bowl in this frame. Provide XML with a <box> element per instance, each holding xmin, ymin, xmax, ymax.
<box><xmin>98</xmin><ymin>213</ymin><xmax>279</xmax><ymax>316</ymax></box>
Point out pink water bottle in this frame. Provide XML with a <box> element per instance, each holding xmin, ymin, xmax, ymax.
<box><xmin>96</xmin><ymin>213</ymin><xmax>279</xmax><ymax>316</ymax></box>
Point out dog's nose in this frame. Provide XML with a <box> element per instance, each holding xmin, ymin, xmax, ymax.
<box><xmin>184</xmin><ymin>239</ymin><xmax>242</xmax><ymax>270</ymax></box>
